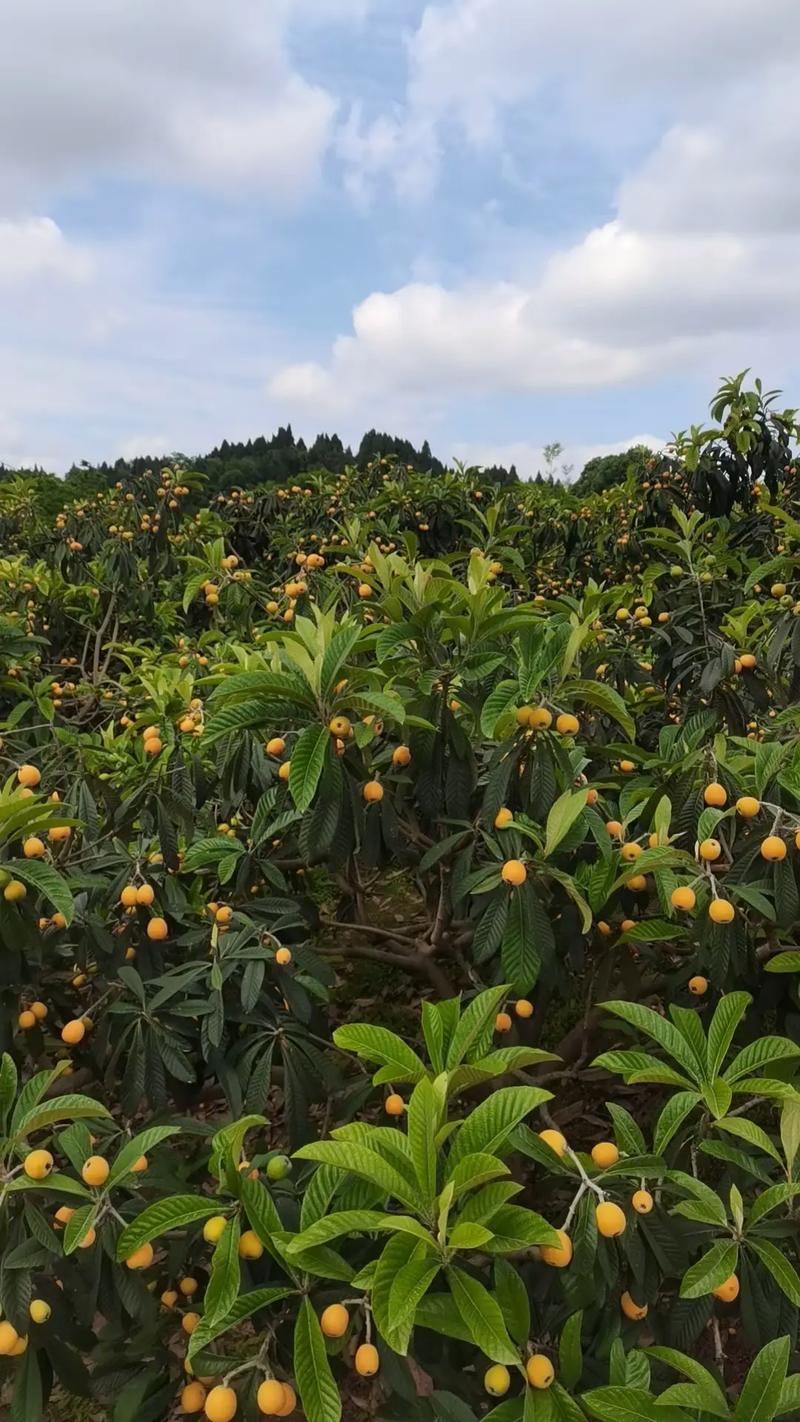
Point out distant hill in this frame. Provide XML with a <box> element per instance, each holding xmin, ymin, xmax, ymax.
<box><xmin>34</xmin><ymin>426</ymin><xmax>521</xmax><ymax>498</ymax></box>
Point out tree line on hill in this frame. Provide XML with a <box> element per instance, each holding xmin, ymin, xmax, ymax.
<box><xmin>0</xmin><ymin>425</ymin><xmax>653</xmax><ymax>498</ymax></box>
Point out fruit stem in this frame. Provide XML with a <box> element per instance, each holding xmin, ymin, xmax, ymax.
<box><xmin>560</xmin><ymin>1182</ymin><xmax>587</xmax><ymax>1233</ymax></box>
<box><xmin>564</xmin><ymin>1147</ymin><xmax>605</xmax><ymax>1200</ymax></box>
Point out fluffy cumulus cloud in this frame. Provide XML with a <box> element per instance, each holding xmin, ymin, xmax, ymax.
<box><xmin>273</xmin><ymin>0</ymin><xmax>800</xmax><ymax>423</ymax></box>
<box><xmin>4</xmin><ymin>0</ymin><xmax>800</xmax><ymax>469</ymax></box>
<box><xmin>0</xmin><ymin>213</ymin><xmax>278</xmax><ymax>468</ymax></box>
<box><xmin>0</xmin><ymin>0</ymin><xmax>370</xmax><ymax>467</ymax></box>
<box><xmin>268</xmin><ymin>278</ymin><xmax>646</xmax><ymax>413</ymax></box>
<box><xmin>0</xmin><ymin>218</ymin><xmax>92</xmax><ymax>287</ymax></box>
<box><xmin>401</xmin><ymin>0</ymin><xmax>800</xmax><ymax>174</ymax></box>
<box><xmin>0</xmin><ymin>0</ymin><xmax>346</xmax><ymax>204</ymax></box>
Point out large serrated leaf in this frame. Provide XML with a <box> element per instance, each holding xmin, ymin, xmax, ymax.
<box><xmin>4</xmin><ymin>858</ymin><xmax>74</xmax><ymax>924</ymax></box>
<box><xmin>294</xmin><ymin>1297</ymin><xmax>342</xmax><ymax>1422</ymax></box>
<box><xmin>116</xmin><ymin>1195</ymin><xmax>220</xmax><ymax>1260</ymax></box>
<box><xmin>332</xmin><ymin>1023</ymin><xmax>427</xmax><ymax>1083</ymax></box>
<box><xmin>293</xmin><ymin>1140</ymin><xmax>423</xmax><ymax>1212</ymax></box>
<box><xmin>288</xmin><ymin>724</ymin><xmax>330</xmax><ymax>812</ymax></box>
<box><xmin>447</xmin><ymin>1265</ymin><xmax>519</xmax><ymax>1364</ymax></box>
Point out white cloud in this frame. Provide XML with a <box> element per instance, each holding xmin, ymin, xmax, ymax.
<box><xmin>116</xmin><ymin>433</ymin><xmax>172</xmax><ymax>462</ymax></box>
<box><xmin>268</xmin><ymin>277</ymin><xmax>649</xmax><ymax>418</ymax></box>
<box><xmin>363</xmin><ymin>0</ymin><xmax>800</xmax><ymax>198</ymax></box>
<box><xmin>336</xmin><ymin>105</ymin><xmax>441</xmax><ymax>208</ymax></box>
<box><xmin>5</xmin><ymin>1</ymin><xmax>800</xmax><ymax>469</ymax></box>
<box><xmin>273</xmin><ymin>4</ymin><xmax>800</xmax><ymax>423</ymax></box>
<box><xmin>0</xmin><ymin>1</ymin><xmax>345</xmax><ymax>205</ymax></box>
<box><xmin>0</xmin><ymin>218</ymin><xmax>92</xmax><ymax>286</ymax></box>
<box><xmin>0</xmin><ymin>220</ymin><xmax>282</xmax><ymax>470</ymax></box>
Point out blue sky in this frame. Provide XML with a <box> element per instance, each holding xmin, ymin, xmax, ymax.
<box><xmin>2</xmin><ymin>0</ymin><xmax>800</xmax><ymax>477</ymax></box>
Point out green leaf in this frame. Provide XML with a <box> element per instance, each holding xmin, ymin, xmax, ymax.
<box><xmin>679</xmin><ymin>1240</ymin><xmax>738</xmax><ymax>1298</ymax></box>
<box><xmin>544</xmin><ymin>789</ymin><xmax>589</xmax><ymax>858</ymax></box>
<box><xmin>4</xmin><ymin>858</ymin><xmax>74</xmax><ymax>924</ymax></box>
<box><xmin>481</xmin><ymin>1205</ymin><xmax>561</xmax><ymax>1252</ymax></box>
<box><xmin>654</xmin><ymin>1385</ymin><xmax>726</xmax><ymax>1418</ymax></box>
<box><xmin>457</xmin><ymin>1181</ymin><xmax>521</xmax><ymax>1225</ymax></box>
<box><xmin>672</xmin><ymin>1200</ymin><xmax>730</xmax><ymax>1228</ymax></box>
<box><xmin>289</xmin><ymin>725</ymin><xmax>330</xmax><ymax>813</ymax></box>
<box><xmin>286</xmin><ymin>1211</ymin><xmax>432</xmax><ymax>1255</ymax></box>
<box><xmin>11</xmin><ymin>1061</ymin><xmax>74</xmax><ymax>1134</ymax></box>
<box><xmin>653</xmin><ymin>1092</ymin><xmax>700</xmax><ymax>1155</ymax></box>
<box><xmin>706</xmin><ymin>993</ymin><xmax>750</xmax><ymax>1080</ymax></box>
<box><xmin>780</xmin><ymin>1102</ymin><xmax>800</xmax><ymax>1173</ymax></box>
<box><xmin>776</xmin><ymin>1375</ymin><xmax>800</xmax><ymax>1418</ymax></box>
<box><xmin>181</xmin><ymin>835</ymin><xmax>245</xmax><ymax>872</ymax></box>
<box><xmin>204</xmin><ymin>1217</ymin><xmax>241</xmax><ymax>1325</ymax></box>
<box><xmin>407</xmin><ymin>1076</ymin><xmax>441</xmax><ymax>1204</ymax></box>
<box><xmin>0</xmin><ymin>1053</ymin><xmax>18</xmax><ymax>1132</ymax></box>
<box><xmin>702</xmin><ymin>1079</ymin><xmax>733</xmax><ymax>1119</ymax></box>
<box><xmin>202</xmin><ymin>686</ymin><xmax>287</xmax><ymax>743</ymax></box>
<box><xmin>332</xmin><ymin>1024</ymin><xmax>427</xmax><ymax>1084</ymax></box>
<box><xmin>347</xmin><ymin>689</ymin><xmax>406</xmax><ymax>723</ymax></box>
<box><xmin>559</xmin><ymin>1310</ymin><xmax>583</xmax><ymax>1389</ymax></box>
<box><xmin>208</xmin><ymin>670</ymin><xmax>315</xmax><ymax>708</ymax></box>
<box><xmin>6</xmin><ymin>1171</ymin><xmax>92</xmax><ymax>1200</ymax></box>
<box><xmin>320</xmin><ymin>621</ymin><xmax>362</xmax><ymax>698</ymax></box>
<box><xmin>445</xmin><ymin>986</ymin><xmax>509</xmax><ymax>1070</ymax></box>
<box><xmin>481</xmin><ymin>681</ymin><xmax>520</xmax><ymax>737</ymax></box>
<box><xmin>183</xmin><ymin>569</ymin><xmax>211</xmax><ymax>612</ymax></box>
<box><xmin>565</xmin><ymin>681</ymin><xmax>635</xmax><ymax>739</ymax></box>
<box><xmin>187</xmin><ymin>1287</ymin><xmax>291</xmax><ymax>1359</ymax></box>
<box><xmin>240</xmin><ymin>1176</ymin><xmax>284</xmax><ymax>1252</ymax></box>
<box><xmin>593</xmin><ymin>1050</ymin><xmax>691</xmax><ymax>1088</ymax></box>
<box><xmin>494</xmin><ymin>1256</ymin><xmax>530</xmax><ymax>1344</ymax></box>
<box><xmin>13</xmin><ymin>1094</ymin><xmax>109</xmax><ymax>1141</ymax></box>
<box><xmin>385</xmin><ymin>1256</ymin><xmax>441</xmax><ymax>1354</ymax></box>
<box><xmin>108</xmin><ymin>1126</ymin><xmax>180</xmax><ymax>1185</ymax></box>
<box><xmin>501</xmin><ymin>883</ymin><xmax>541</xmax><ymax>994</ymax></box>
<box><xmin>747</xmin><ymin>1239</ymin><xmax>800</xmax><ymax>1306</ymax></box>
<box><xmin>552</xmin><ymin>1383</ymin><xmax>587</xmax><ymax>1422</ymax></box>
<box><xmin>63</xmin><ymin>1202</ymin><xmax>98</xmax><ymax>1255</ymax></box>
<box><xmin>419</xmin><ymin>832</ymin><xmax>473</xmax><ymax>873</ymax></box>
<box><xmin>733</xmin><ymin>1079</ymin><xmax>800</xmax><ymax>1104</ymax></box>
<box><xmin>294</xmin><ymin>1296</ymin><xmax>342</xmax><ymax>1422</ymax></box>
<box><xmin>714</xmin><ymin>1115</ymin><xmax>781</xmax><ymax>1163</ymax></box>
<box><xmin>747</xmin><ymin>1183</ymin><xmax>798</xmax><ymax>1226</ymax></box>
<box><xmin>599</xmin><ymin>1001</ymin><xmax>702</xmax><ymax>1081</ymax></box>
<box><xmin>543</xmin><ymin>864</ymin><xmax>593</xmax><ymax>932</ymax></box>
<box><xmin>448</xmin><ymin>1086</ymin><xmax>551</xmax><ymax>1170</ymax></box>
<box><xmin>644</xmin><ymin>1347</ymin><xmax>728</xmax><ymax>1417</ymax></box>
<box><xmin>280</xmin><ymin>1240</ymin><xmax>353</xmax><ymax>1283</ymax></box>
<box><xmin>764</xmin><ymin>952</ymin><xmax>800</xmax><ymax>973</ymax></box>
<box><xmin>116</xmin><ymin>1195</ymin><xmax>220</xmax><ymax>1261</ymax></box>
<box><xmin>414</xmin><ymin>1291</ymin><xmax>474</xmax><ymax>1344</ymax></box>
<box><xmin>669</xmin><ymin>1006</ymin><xmax>708</xmax><ymax>1079</ymax></box>
<box><xmin>210</xmin><ymin>1115</ymin><xmax>267</xmax><ymax>1182</ymax></box>
<box><xmin>456</xmin><ymin>1047</ymin><xmax>558</xmax><ymax>1086</ymax></box>
<box><xmin>447</xmin><ymin>1265</ymin><xmax>519</xmax><ymax>1364</ymax></box>
<box><xmin>733</xmin><ymin>1338</ymin><xmax>790</xmax><ymax>1422</ymax></box>
<box><xmin>371</xmin><ymin>1232</ymin><xmax>421</xmax><ymax>1341</ymax></box>
<box><xmin>10</xmin><ymin>1346</ymin><xmax>43</xmax><ymax>1422</ymax></box>
<box><xmin>582</xmin><ymin>1387</ymin><xmax>689</xmax><ymax>1422</ymax></box>
<box><xmin>669</xmin><ymin>1171</ymin><xmax>728</xmax><ymax>1224</ymax></box>
<box><xmin>422</xmin><ymin>1002</ymin><xmax>446</xmax><ymax>1073</ymax></box>
<box><xmin>724</xmin><ymin>1036</ymin><xmax>800</xmax><ymax>1081</ymax></box>
<box><xmin>447</xmin><ymin>1221</ymin><xmax>495</xmax><ymax>1249</ymax></box>
<box><xmin>292</xmin><ymin>1140</ymin><xmax>423</xmax><ymax>1213</ymax></box>
<box><xmin>448</xmin><ymin>1154</ymin><xmax>511</xmax><ymax>1201</ymax></box>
